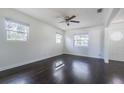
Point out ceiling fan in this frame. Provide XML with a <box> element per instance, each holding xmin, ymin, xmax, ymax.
<box><xmin>59</xmin><ymin>15</ymin><xmax>80</xmax><ymax>26</ymax></box>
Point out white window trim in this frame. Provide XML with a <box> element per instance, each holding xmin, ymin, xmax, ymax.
<box><xmin>73</xmin><ymin>33</ymin><xmax>89</xmax><ymax>47</ymax></box>
<box><xmin>5</xmin><ymin>18</ymin><xmax>30</xmax><ymax>41</ymax></box>
<box><xmin>56</xmin><ymin>33</ymin><xmax>62</xmax><ymax>44</ymax></box>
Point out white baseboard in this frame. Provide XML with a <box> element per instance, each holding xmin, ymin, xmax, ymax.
<box><xmin>109</xmin><ymin>58</ymin><xmax>124</xmax><ymax>62</ymax></box>
<box><xmin>0</xmin><ymin>53</ymin><xmax>63</xmax><ymax>72</ymax></box>
<box><xmin>64</xmin><ymin>53</ymin><xmax>103</xmax><ymax>59</ymax></box>
<box><xmin>0</xmin><ymin>53</ymin><xmax>104</xmax><ymax>72</ymax></box>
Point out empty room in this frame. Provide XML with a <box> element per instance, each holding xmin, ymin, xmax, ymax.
<box><xmin>0</xmin><ymin>8</ymin><xmax>124</xmax><ymax>84</ymax></box>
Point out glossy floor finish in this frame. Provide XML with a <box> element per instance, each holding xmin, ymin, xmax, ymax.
<box><xmin>0</xmin><ymin>54</ymin><xmax>124</xmax><ymax>84</ymax></box>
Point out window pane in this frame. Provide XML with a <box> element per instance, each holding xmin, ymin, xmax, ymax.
<box><xmin>74</xmin><ymin>40</ymin><xmax>78</xmax><ymax>46</ymax></box>
<box><xmin>56</xmin><ymin>33</ymin><xmax>62</xmax><ymax>43</ymax></box>
<box><xmin>74</xmin><ymin>34</ymin><xmax>88</xmax><ymax>47</ymax></box>
<box><xmin>7</xmin><ymin>31</ymin><xmax>17</xmax><ymax>40</ymax></box>
<box><xmin>56</xmin><ymin>38</ymin><xmax>61</xmax><ymax>43</ymax></box>
<box><xmin>5</xmin><ymin>18</ymin><xmax>29</xmax><ymax>41</ymax></box>
<box><xmin>74</xmin><ymin>35</ymin><xmax>80</xmax><ymax>40</ymax></box>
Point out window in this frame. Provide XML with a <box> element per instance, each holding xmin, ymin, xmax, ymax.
<box><xmin>74</xmin><ymin>34</ymin><xmax>88</xmax><ymax>47</ymax></box>
<box><xmin>56</xmin><ymin>33</ymin><xmax>62</xmax><ymax>43</ymax></box>
<box><xmin>5</xmin><ymin>18</ymin><xmax>29</xmax><ymax>41</ymax></box>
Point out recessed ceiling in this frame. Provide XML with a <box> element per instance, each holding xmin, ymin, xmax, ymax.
<box><xmin>15</xmin><ymin>8</ymin><xmax>104</xmax><ymax>31</ymax></box>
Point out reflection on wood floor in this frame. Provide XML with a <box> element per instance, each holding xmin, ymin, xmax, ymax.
<box><xmin>0</xmin><ymin>54</ymin><xmax>124</xmax><ymax>84</ymax></box>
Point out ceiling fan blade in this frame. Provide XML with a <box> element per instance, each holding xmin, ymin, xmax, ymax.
<box><xmin>59</xmin><ymin>21</ymin><xmax>66</xmax><ymax>23</ymax></box>
<box><xmin>67</xmin><ymin>15</ymin><xmax>76</xmax><ymax>21</ymax></box>
<box><xmin>70</xmin><ymin>20</ymin><xmax>80</xmax><ymax>23</ymax></box>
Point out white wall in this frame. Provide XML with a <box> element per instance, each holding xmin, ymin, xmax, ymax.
<box><xmin>0</xmin><ymin>9</ymin><xmax>64</xmax><ymax>71</ymax></box>
<box><xmin>108</xmin><ymin>23</ymin><xmax>124</xmax><ymax>61</ymax></box>
<box><xmin>64</xmin><ymin>26</ymin><xmax>104</xmax><ymax>59</ymax></box>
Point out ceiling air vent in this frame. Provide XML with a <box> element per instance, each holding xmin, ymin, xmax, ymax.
<box><xmin>97</xmin><ymin>8</ymin><xmax>103</xmax><ymax>13</ymax></box>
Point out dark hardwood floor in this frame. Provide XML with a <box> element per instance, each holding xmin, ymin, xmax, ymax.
<box><xmin>0</xmin><ymin>54</ymin><xmax>124</xmax><ymax>84</ymax></box>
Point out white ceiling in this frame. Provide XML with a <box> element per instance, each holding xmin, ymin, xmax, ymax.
<box><xmin>15</xmin><ymin>8</ymin><xmax>104</xmax><ymax>31</ymax></box>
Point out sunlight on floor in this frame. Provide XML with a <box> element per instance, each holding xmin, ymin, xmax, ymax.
<box><xmin>110</xmin><ymin>75</ymin><xmax>123</xmax><ymax>84</ymax></box>
<box><xmin>72</xmin><ymin>61</ymin><xmax>91</xmax><ymax>80</ymax></box>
